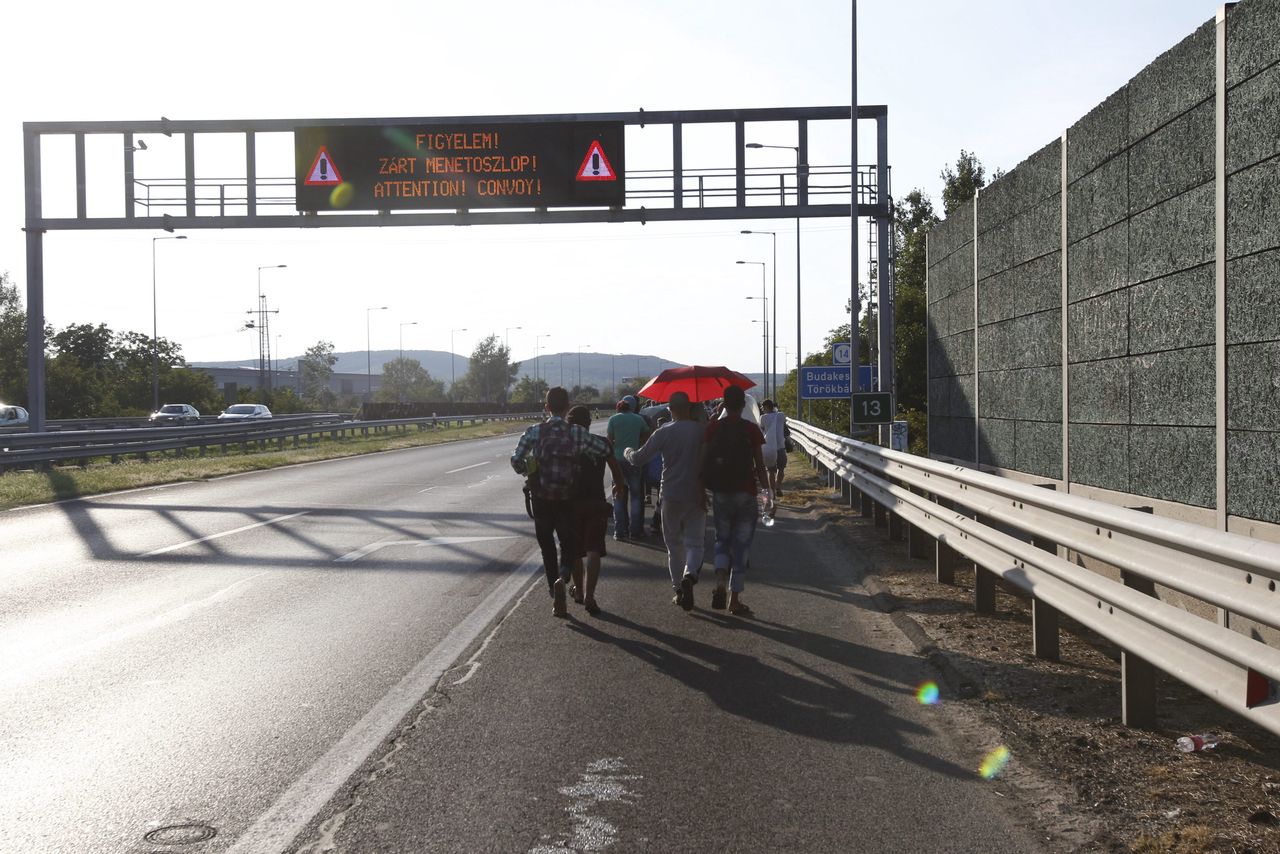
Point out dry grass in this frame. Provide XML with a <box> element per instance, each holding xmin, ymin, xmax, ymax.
<box><xmin>1130</xmin><ymin>825</ymin><xmax>1214</xmax><ymax>854</ymax></box>
<box><xmin>0</xmin><ymin>419</ymin><xmax>536</xmax><ymax>510</ymax></box>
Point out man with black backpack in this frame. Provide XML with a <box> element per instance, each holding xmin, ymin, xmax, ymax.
<box><xmin>511</xmin><ymin>387</ymin><xmax>613</xmax><ymax>617</ymax></box>
<box><xmin>699</xmin><ymin>385</ymin><xmax>770</xmax><ymax>616</ymax></box>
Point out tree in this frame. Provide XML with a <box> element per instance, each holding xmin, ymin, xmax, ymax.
<box><xmin>509</xmin><ymin>375</ymin><xmax>549</xmax><ymax>407</ymax></box>
<box><xmin>0</xmin><ymin>272</ymin><xmax>27</xmax><ymax>405</ymax></box>
<box><xmin>455</xmin><ymin>334</ymin><xmax>518</xmax><ymax>403</ymax></box>
<box><xmin>891</xmin><ymin>189</ymin><xmax>939</xmax><ymax>455</ymax></box>
<box><xmin>569</xmin><ymin>384</ymin><xmax>600</xmax><ymax>403</ymax></box>
<box><xmin>375</xmin><ymin>357</ymin><xmax>446</xmax><ymax>403</ymax></box>
<box><xmin>299</xmin><ymin>340</ymin><xmax>338</xmax><ymax>408</ymax></box>
<box><xmin>940</xmin><ymin>149</ymin><xmax>988</xmax><ymax>216</ymax></box>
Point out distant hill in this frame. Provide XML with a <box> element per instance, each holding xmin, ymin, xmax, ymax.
<box><xmin>192</xmin><ymin>350</ymin><xmax>780</xmax><ymax>396</ymax></box>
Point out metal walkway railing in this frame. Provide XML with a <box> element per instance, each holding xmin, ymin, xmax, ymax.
<box><xmin>791</xmin><ymin>419</ymin><xmax>1280</xmax><ymax>738</ymax></box>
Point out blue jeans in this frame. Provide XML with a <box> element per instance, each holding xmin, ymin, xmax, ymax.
<box><xmin>612</xmin><ymin>460</ymin><xmax>644</xmax><ymax>537</ymax></box>
<box><xmin>712</xmin><ymin>491</ymin><xmax>758</xmax><ymax>593</ymax></box>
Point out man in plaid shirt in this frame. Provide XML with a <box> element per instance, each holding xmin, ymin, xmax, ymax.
<box><xmin>511</xmin><ymin>386</ymin><xmax>612</xmax><ymax>616</ymax></box>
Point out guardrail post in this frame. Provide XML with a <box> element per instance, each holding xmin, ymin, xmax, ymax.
<box><xmin>907</xmin><ymin>488</ymin><xmax>931</xmax><ymax>559</ymax></box>
<box><xmin>1031</xmin><ymin>534</ymin><xmax>1061</xmax><ymax>660</ymax></box>
<box><xmin>974</xmin><ymin>566</ymin><xmax>997</xmax><ymax>614</ymax></box>
<box><xmin>860</xmin><ymin>491</ymin><xmax>874</xmax><ymax>518</ymax></box>
<box><xmin>873</xmin><ymin>500</ymin><xmax>887</xmax><ymax>529</ymax></box>
<box><xmin>1119</xmin><ymin>569</ymin><xmax>1159</xmax><ymax>729</ymax></box>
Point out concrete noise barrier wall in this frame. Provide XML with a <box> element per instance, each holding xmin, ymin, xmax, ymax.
<box><xmin>927</xmin><ymin>0</ymin><xmax>1280</xmax><ymax>536</ymax></box>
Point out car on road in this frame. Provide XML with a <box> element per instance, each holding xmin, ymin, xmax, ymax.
<box><xmin>149</xmin><ymin>403</ymin><xmax>200</xmax><ymax>426</ymax></box>
<box><xmin>218</xmin><ymin>404</ymin><xmax>273</xmax><ymax>421</ymax></box>
<box><xmin>1</xmin><ymin>404</ymin><xmax>29</xmax><ymax>427</ymax></box>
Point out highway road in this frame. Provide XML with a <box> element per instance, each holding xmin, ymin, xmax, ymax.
<box><xmin>0</xmin><ymin>433</ymin><xmax>538</xmax><ymax>853</ymax></box>
<box><xmin>2</xmin><ymin>430</ymin><xmax>1048</xmax><ymax>853</ymax></box>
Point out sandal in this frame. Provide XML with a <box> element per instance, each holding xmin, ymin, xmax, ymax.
<box><xmin>711</xmin><ymin>588</ymin><xmax>727</xmax><ymax>610</ymax></box>
<box><xmin>584</xmin><ymin>598</ymin><xmax>601</xmax><ymax>615</ymax></box>
<box><xmin>569</xmin><ymin>584</ymin><xmax>584</xmax><ymax>604</ymax></box>
<box><xmin>729</xmin><ymin>601</ymin><xmax>753</xmax><ymax>616</ymax></box>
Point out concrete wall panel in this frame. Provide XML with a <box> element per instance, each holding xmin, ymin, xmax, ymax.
<box><xmin>1227</xmin><ymin>341</ymin><xmax>1280</xmax><ymax>430</ymax></box>
<box><xmin>1128</xmin><ymin>182</ymin><xmax>1214</xmax><ymax>284</ymax></box>
<box><xmin>1128</xmin><ymin>102</ymin><xmax>1215</xmax><ymax>214</ymax></box>
<box><xmin>1227</xmin><ymin>61</ymin><xmax>1280</xmax><ymax>173</ymax></box>
<box><xmin>1067</xmin><ymin>222</ymin><xmax>1128</xmax><ymax>302</ymax></box>
<box><xmin>1069</xmin><ymin>359</ymin><xmax>1130</xmax><ymax>425</ymax></box>
<box><xmin>1068</xmin><ymin>87</ymin><xmax>1128</xmax><ymax>182</ymax></box>
<box><xmin>1227</xmin><ymin>157</ymin><xmax>1280</xmax><ymax>260</ymax></box>
<box><xmin>1226</xmin><ymin>0</ymin><xmax>1280</xmax><ymax>87</ymax></box>
<box><xmin>976</xmin><ymin>253</ymin><xmax>1061</xmax><ymax>325</ymax></box>
<box><xmin>1127</xmin><ymin>20</ymin><xmax>1214</xmax><ymax>143</ymax></box>
<box><xmin>1067</xmin><ymin>154</ymin><xmax>1128</xmax><ymax>240</ymax></box>
<box><xmin>979</xmin><ymin>366</ymin><xmax>1062</xmax><ymax>422</ymax></box>
<box><xmin>1068</xmin><ymin>291</ymin><xmax>1129</xmax><ymax>362</ymax></box>
<box><xmin>1070</xmin><ymin>424</ymin><xmax>1130</xmax><ymax>492</ymax></box>
<box><xmin>1129</xmin><ymin>425</ymin><xmax>1215</xmax><ymax>506</ymax></box>
<box><xmin>928</xmin><ymin>201</ymin><xmax>974</xmax><ymax>262</ymax></box>
<box><xmin>979</xmin><ymin>311</ymin><xmax>1061</xmax><ymax>372</ymax></box>
<box><xmin>928</xmin><ymin>245</ymin><xmax>976</xmax><ymax>304</ymax></box>
<box><xmin>1227</xmin><ymin>429</ymin><xmax>1280</xmax><ymax>521</ymax></box>
<box><xmin>1129</xmin><ymin>265</ymin><xmax>1214</xmax><ymax>354</ymax></box>
<box><xmin>1226</xmin><ymin>249</ymin><xmax>1280</xmax><ymax>344</ymax></box>
<box><xmin>977</xmin><ymin>417</ymin><xmax>1016</xmax><ymax>469</ymax></box>
<box><xmin>930</xmin><ymin>287</ymin><xmax>974</xmax><ymax>340</ymax></box>
<box><xmin>1015</xmin><ymin>420</ymin><xmax>1063</xmax><ymax>479</ymax></box>
<box><xmin>1129</xmin><ymin>347</ymin><xmax>1215</xmax><ymax>426</ymax></box>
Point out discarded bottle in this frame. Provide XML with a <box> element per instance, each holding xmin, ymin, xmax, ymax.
<box><xmin>758</xmin><ymin>489</ymin><xmax>775</xmax><ymax>527</ymax></box>
<box><xmin>1175</xmin><ymin>734</ymin><xmax>1221</xmax><ymax>753</ymax></box>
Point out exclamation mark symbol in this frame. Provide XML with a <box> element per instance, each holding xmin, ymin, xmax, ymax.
<box><xmin>592</xmin><ymin>152</ymin><xmax>600</xmax><ymax>175</ymax></box>
<box><xmin>320</xmin><ymin>156</ymin><xmax>328</xmax><ymax>180</ymax></box>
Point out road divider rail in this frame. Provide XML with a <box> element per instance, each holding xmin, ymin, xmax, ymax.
<box><xmin>0</xmin><ymin>412</ymin><xmax>541</xmax><ymax>470</ymax></box>
<box><xmin>791</xmin><ymin>419</ymin><xmax>1280</xmax><ymax>738</ymax></box>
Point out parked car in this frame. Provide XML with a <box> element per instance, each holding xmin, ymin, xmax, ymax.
<box><xmin>149</xmin><ymin>403</ymin><xmax>200</xmax><ymax>426</ymax></box>
<box><xmin>218</xmin><ymin>404</ymin><xmax>273</xmax><ymax>421</ymax></box>
<box><xmin>0</xmin><ymin>404</ymin><xmax>29</xmax><ymax>426</ymax></box>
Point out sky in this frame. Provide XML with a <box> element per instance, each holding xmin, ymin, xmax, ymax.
<box><xmin>1</xmin><ymin>0</ymin><xmax>1219</xmax><ymax>383</ymax></box>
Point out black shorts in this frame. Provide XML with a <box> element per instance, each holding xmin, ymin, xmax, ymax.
<box><xmin>573</xmin><ymin>497</ymin><xmax>611</xmax><ymax>558</ymax></box>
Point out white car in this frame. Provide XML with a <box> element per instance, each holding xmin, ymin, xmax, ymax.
<box><xmin>218</xmin><ymin>404</ymin><xmax>273</xmax><ymax>421</ymax></box>
<box><xmin>0</xmin><ymin>404</ymin><xmax>29</xmax><ymax>426</ymax></box>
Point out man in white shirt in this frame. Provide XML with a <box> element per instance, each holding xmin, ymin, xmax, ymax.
<box><xmin>759</xmin><ymin>398</ymin><xmax>788</xmax><ymax>498</ymax></box>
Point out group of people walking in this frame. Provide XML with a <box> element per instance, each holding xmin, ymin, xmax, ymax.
<box><xmin>510</xmin><ymin>384</ymin><xmax>789</xmax><ymax>619</ymax></box>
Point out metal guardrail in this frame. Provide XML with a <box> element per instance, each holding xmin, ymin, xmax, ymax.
<box><xmin>0</xmin><ymin>412</ymin><xmax>540</xmax><ymax>470</ymax></box>
<box><xmin>0</xmin><ymin>412</ymin><xmax>347</xmax><ymax>435</ymax></box>
<box><xmin>791</xmin><ymin>419</ymin><xmax>1280</xmax><ymax>738</ymax></box>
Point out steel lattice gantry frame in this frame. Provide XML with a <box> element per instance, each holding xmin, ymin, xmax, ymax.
<box><xmin>22</xmin><ymin>105</ymin><xmax>890</xmax><ymax>431</ymax></box>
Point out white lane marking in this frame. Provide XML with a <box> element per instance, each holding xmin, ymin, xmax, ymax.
<box><xmin>227</xmin><ymin>553</ymin><xmax>541</xmax><ymax>854</ymax></box>
<box><xmin>445</xmin><ymin>461</ymin><xmax>489</xmax><ymax>475</ymax></box>
<box><xmin>529</xmin><ymin>757</ymin><xmax>642</xmax><ymax>854</ymax></box>
<box><xmin>0</xmin><ymin>572</ymin><xmax>267</xmax><ymax>685</ymax></box>
<box><xmin>142</xmin><ymin>512</ymin><xmax>308</xmax><ymax>557</ymax></box>
<box><xmin>467</xmin><ymin>474</ymin><xmax>502</xmax><ymax>489</ymax></box>
<box><xmin>334</xmin><ymin>535</ymin><xmax>518</xmax><ymax>563</ymax></box>
<box><xmin>416</xmin><ymin>486</ymin><xmax>439</xmax><ymax>494</ymax></box>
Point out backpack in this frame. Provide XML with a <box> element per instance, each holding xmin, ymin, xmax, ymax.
<box><xmin>702</xmin><ymin>418</ymin><xmax>753</xmax><ymax>492</ymax></box>
<box><xmin>530</xmin><ymin>419</ymin><xmax>579</xmax><ymax>500</ymax></box>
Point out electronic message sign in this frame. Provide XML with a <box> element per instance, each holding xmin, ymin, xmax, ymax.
<box><xmin>294</xmin><ymin>122</ymin><xmax>625</xmax><ymax>212</ymax></box>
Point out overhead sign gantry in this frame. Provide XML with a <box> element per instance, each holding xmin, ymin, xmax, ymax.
<box><xmin>21</xmin><ymin>105</ymin><xmax>890</xmax><ymax>430</ymax></box>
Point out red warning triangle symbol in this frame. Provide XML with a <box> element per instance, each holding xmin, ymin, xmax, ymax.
<box><xmin>575</xmin><ymin>140</ymin><xmax>617</xmax><ymax>182</ymax></box>
<box><xmin>304</xmin><ymin>146</ymin><xmax>342</xmax><ymax>186</ymax></box>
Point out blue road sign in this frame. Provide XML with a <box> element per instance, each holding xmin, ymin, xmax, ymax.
<box><xmin>799</xmin><ymin>365</ymin><xmax>877</xmax><ymax>399</ymax></box>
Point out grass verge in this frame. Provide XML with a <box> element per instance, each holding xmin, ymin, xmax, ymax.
<box><xmin>0</xmin><ymin>420</ymin><xmax>537</xmax><ymax>511</ymax></box>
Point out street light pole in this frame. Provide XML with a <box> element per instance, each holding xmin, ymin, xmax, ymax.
<box><xmin>504</xmin><ymin>326</ymin><xmax>522</xmax><ymax>351</ymax></box>
<box><xmin>737</xmin><ymin>260</ymin><xmax>768</xmax><ymax>401</ymax></box>
<box><xmin>577</xmin><ymin>344</ymin><xmax>590</xmax><ymax>392</ymax></box>
<box><xmin>366</xmin><ymin>305</ymin><xmax>388</xmax><ymax>400</ymax></box>
<box><xmin>450</xmin><ymin>327</ymin><xmax>468</xmax><ymax>393</ymax></box>
<box><xmin>747</xmin><ymin>141</ymin><xmax>805</xmax><ymax>419</ymax></box>
<box><xmin>399</xmin><ymin>321</ymin><xmax>417</xmax><ymax>363</ymax></box>
<box><xmin>256</xmin><ymin>262</ymin><xmax>286</xmax><ymax>396</ymax></box>
<box><xmin>534</xmin><ymin>333</ymin><xmax>551</xmax><ymax>391</ymax></box>
<box><xmin>741</xmin><ymin>229</ymin><xmax>776</xmax><ymax>399</ymax></box>
<box><xmin>151</xmin><ymin>235</ymin><xmax>187</xmax><ymax>411</ymax></box>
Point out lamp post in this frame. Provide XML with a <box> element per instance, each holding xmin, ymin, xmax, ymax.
<box><xmin>257</xmin><ymin>264</ymin><xmax>287</xmax><ymax>394</ymax></box>
<box><xmin>577</xmin><ymin>344</ymin><xmax>591</xmax><ymax>392</ymax></box>
<box><xmin>151</xmin><ymin>235</ymin><xmax>187</xmax><ymax>411</ymax></box>
<box><xmin>747</xmin><ymin>141</ymin><xmax>805</xmax><ymax>419</ymax></box>
<box><xmin>534</xmin><ymin>333</ymin><xmax>551</xmax><ymax>390</ymax></box>
<box><xmin>737</xmin><ymin>260</ymin><xmax>768</xmax><ymax>401</ymax></box>
<box><xmin>504</xmin><ymin>326</ymin><xmax>522</xmax><ymax>351</ymax></box>
<box><xmin>450</xmin><ymin>327</ymin><xmax>467</xmax><ymax>393</ymax></box>
<box><xmin>740</xmin><ymin>229</ymin><xmax>777</xmax><ymax>399</ymax></box>
<box><xmin>366</xmin><ymin>305</ymin><xmax>388</xmax><ymax>399</ymax></box>
<box><xmin>399</xmin><ymin>321</ymin><xmax>417</xmax><ymax>363</ymax></box>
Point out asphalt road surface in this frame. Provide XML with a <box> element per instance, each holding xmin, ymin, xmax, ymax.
<box><xmin>2</xmin><ymin>432</ymin><xmax>1048</xmax><ymax>853</ymax></box>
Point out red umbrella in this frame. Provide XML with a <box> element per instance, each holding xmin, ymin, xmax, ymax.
<box><xmin>636</xmin><ymin>365</ymin><xmax>756</xmax><ymax>403</ymax></box>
